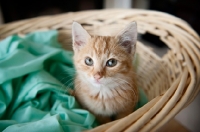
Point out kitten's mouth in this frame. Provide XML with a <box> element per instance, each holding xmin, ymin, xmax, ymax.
<box><xmin>92</xmin><ymin>79</ymin><xmax>102</xmax><ymax>85</ymax></box>
<box><xmin>89</xmin><ymin>77</ymin><xmax>104</xmax><ymax>86</ymax></box>
<box><xmin>95</xmin><ymin>80</ymin><xmax>101</xmax><ymax>84</ymax></box>
<box><xmin>94</xmin><ymin>80</ymin><xmax>101</xmax><ymax>84</ymax></box>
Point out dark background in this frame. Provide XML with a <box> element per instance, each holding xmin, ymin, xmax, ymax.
<box><xmin>0</xmin><ymin>0</ymin><xmax>199</xmax><ymax>47</ymax></box>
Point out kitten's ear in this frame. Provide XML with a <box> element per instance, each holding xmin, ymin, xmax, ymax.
<box><xmin>72</xmin><ymin>22</ymin><xmax>91</xmax><ymax>51</ymax></box>
<box><xmin>117</xmin><ymin>22</ymin><xmax>137</xmax><ymax>54</ymax></box>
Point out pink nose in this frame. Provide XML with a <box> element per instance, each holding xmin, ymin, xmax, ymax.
<box><xmin>94</xmin><ymin>74</ymin><xmax>102</xmax><ymax>80</ymax></box>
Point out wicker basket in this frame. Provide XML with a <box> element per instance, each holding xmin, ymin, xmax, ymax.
<box><xmin>0</xmin><ymin>9</ymin><xmax>199</xmax><ymax>132</ymax></box>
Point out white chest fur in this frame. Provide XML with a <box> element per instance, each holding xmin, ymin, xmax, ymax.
<box><xmin>76</xmin><ymin>83</ymin><xmax>135</xmax><ymax>116</ymax></box>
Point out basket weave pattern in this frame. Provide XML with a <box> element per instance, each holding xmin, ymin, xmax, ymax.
<box><xmin>0</xmin><ymin>9</ymin><xmax>199</xmax><ymax>132</ymax></box>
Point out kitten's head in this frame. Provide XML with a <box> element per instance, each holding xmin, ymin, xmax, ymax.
<box><xmin>72</xmin><ymin>22</ymin><xmax>137</xmax><ymax>88</ymax></box>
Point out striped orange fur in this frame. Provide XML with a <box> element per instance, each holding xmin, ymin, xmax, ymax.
<box><xmin>72</xmin><ymin>22</ymin><xmax>138</xmax><ymax>124</ymax></box>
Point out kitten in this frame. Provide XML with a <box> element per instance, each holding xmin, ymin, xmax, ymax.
<box><xmin>72</xmin><ymin>22</ymin><xmax>138</xmax><ymax>124</ymax></box>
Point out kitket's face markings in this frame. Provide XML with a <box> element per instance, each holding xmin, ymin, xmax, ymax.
<box><xmin>72</xmin><ymin>21</ymin><xmax>138</xmax><ymax>124</ymax></box>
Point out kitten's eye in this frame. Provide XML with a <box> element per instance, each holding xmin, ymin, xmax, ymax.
<box><xmin>85</xmin><ymin>57</ymin><xmax>93</xmax><ymax>66</ymax></box>
<box><xmin>106</xmin><ymin>59</ymin><xmax>117</xmax><ymax>67</ymax></box>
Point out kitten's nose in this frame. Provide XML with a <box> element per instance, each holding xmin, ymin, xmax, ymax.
<box><xmin>94</xmin><ymin>73</ymin><xmax>102</xmax><ymax>80</ymax></box>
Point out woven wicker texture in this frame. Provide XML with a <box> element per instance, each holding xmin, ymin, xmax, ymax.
<box><xmin>0</xmin><ymin>9</ymin><xmax>199</xmax><ymax>132</ymax></box>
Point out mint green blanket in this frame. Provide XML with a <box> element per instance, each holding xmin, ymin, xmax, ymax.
<box><xmin>0</xmin><ymin>30</ymin><xmax>147</xmax><ymax>132</ymax></box>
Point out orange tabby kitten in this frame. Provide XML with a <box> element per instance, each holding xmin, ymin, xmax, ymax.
<box><xmin>72</xmin><ymin>22</ymin><xmax>138</xmax><ymax>124</ymax></box>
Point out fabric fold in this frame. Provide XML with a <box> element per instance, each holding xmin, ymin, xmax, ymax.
<box><xmin>0</xmin><ymin>30</ymin><xmax>147</xmax><ymax>132</ymax></box>
<box><xmin>0</xmin><ymin>30</ymin><xmax>97</xmax><ymax>132</ymax></box>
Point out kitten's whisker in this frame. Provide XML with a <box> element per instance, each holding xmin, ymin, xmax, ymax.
<box><xmin>63</xmin><ymin>79</ymin><xmax>74</xmax><ymax>90</ymax></box>
<box><xmin>59</xmin><ymin>75</ymin><xmax>74</xmax><ymax>84</ymax></box>
<box><xmin>62</xmin><ymin>72</ymin><xmax>76</xmax><ymax>76</ymax></box>
<box><xmin>73</xmin><ymin>82</ymin><xmax>83</xmax><ymax>96</ymax></box>
<box><xmin>57</xmin><ymin>72</ymin><xmax>76</xmax><ymax>85</ymax></box>
<box><xmin>61</xmin><ymin>77</ymin><xmax>75</xmax><ymax>92</ymax></box>
<box><xmin>61</xmin><ymin>77</ymin><xmax>75</xmax><ymax>87</ymax></box>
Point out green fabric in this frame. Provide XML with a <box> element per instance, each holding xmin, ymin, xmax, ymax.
<box><xmin>0</xmin><ymin>30</ymin><xmax>148</xmax><ymax>132</ymax></box>
<box><xmin>133</xmin><ymin>53</ymin><xmax>148</xmax><ymax>110</ymax></box>
<box><xmin>135</xmin><ymin>88</ymin><xmax>148</xmax><ymax>110</ymax></box>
